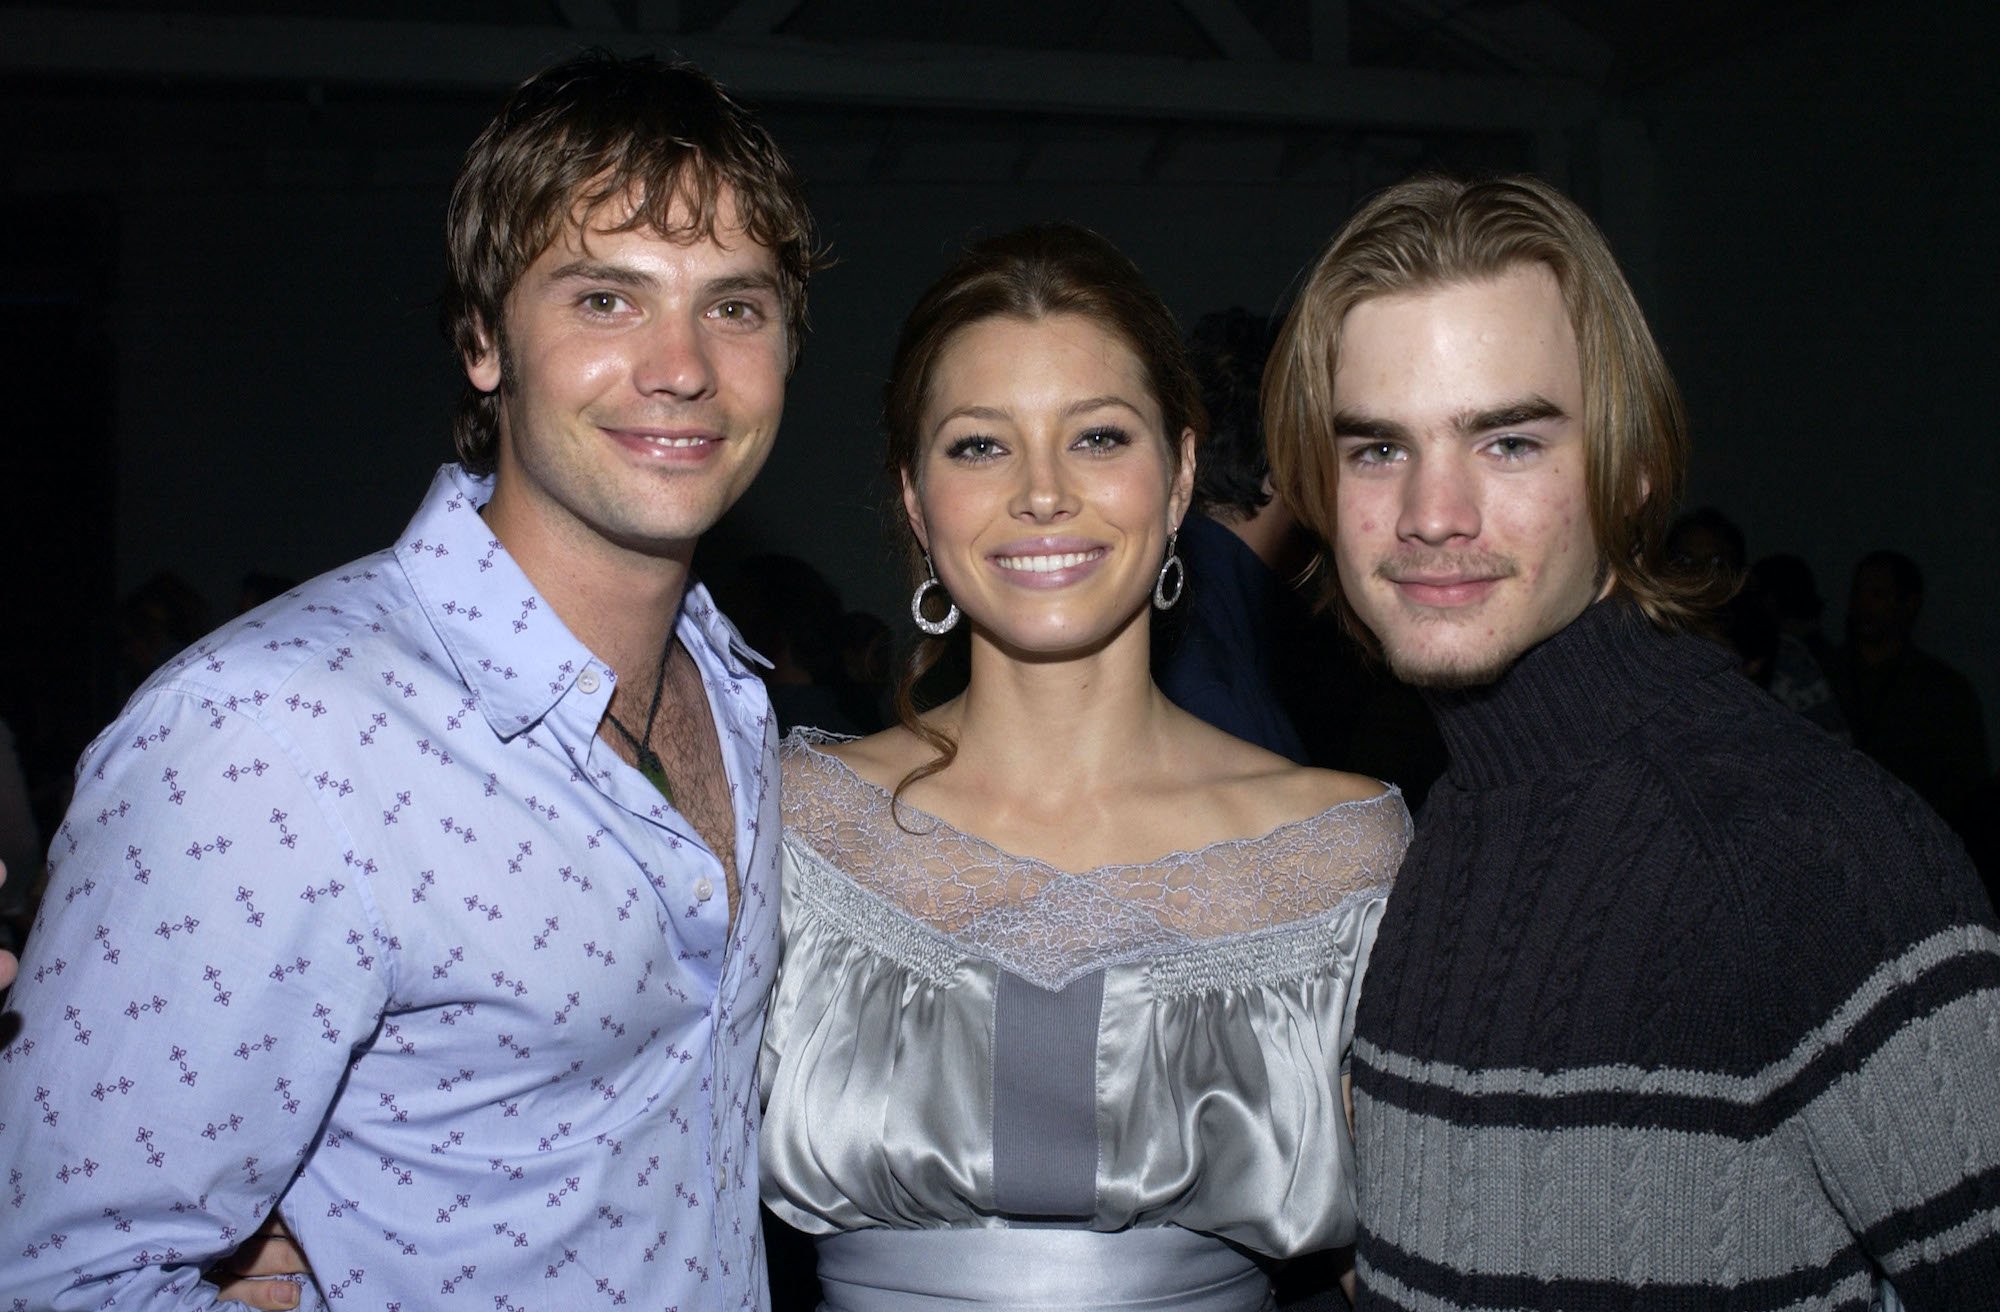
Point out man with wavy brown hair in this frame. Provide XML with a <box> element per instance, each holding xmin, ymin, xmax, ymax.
<box><xmin>1266</xmin><ymin>174</ymin><xmax>2000</xmax><ymax>1310</ymax></box>
<box><xmin>0</xmin><ymin>51</ymin><xmax>817</xmax><ymax>1309</ymax></box>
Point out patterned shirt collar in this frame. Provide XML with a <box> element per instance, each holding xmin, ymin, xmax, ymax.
<box><xmin>395</xmin><ymin>464</ymin><xmax>770</xmax><ymax>742</ymax></box>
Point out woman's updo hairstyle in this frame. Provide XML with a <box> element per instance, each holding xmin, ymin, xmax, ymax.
<box><xmin>881</xmin><ymin>223</ymin><xmax>1206</xmax><ymax>802</ymax></box>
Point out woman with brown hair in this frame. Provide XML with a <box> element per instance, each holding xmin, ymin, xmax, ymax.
<box><xmin>760</xmin><ymin>224</ymin><xmax>1408</xmax><ymax>1310</ymax></box>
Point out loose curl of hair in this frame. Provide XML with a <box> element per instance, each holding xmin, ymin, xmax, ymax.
<box><xmin>1263</xmin><ymin>173</ymin><xmax>1712</xmax><ymax>654</ymax></box>
<box><xmin>882</xmin><ymin>223</ymin><xmax>1206</xmax><ymax>806</ymax></box>
<box><xmin>443</xmin><ymin>49</ymin><xmax>822</xmax><ymax>473</ymax></box>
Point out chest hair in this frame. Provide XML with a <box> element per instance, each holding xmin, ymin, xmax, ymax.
<box><xmin>608</xmin><ymin>639</ymin><xmax>740</xmax><ymax>925</ymax></box>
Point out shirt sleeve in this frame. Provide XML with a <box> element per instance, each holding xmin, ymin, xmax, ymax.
<box><xmin>0</xmin><ymin>688</ymin><xmax>387</xmax><ymax>1309</ymax></box>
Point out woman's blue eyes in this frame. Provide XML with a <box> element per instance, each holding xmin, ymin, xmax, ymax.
<box><xmin>944</xmin><ymin>427</ymin><xmax>1132</xmax><ymax>461</ymax></box>
<box><xmin>945</xmin><ymin>436</ymin><xmax>1000</xmax><ymax>460</ymax></box>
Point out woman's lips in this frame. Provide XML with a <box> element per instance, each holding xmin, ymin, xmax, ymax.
<box><xmin>988</xmin><ymin>539</ymin><xmax>1109</xmax><ymax>588</ymax></box>
<box><xmin>994</xmin><ymin>549</ymin><xmax>1105</xmax><ymax>574</ymax></box>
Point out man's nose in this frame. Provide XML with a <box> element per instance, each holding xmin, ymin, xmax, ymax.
<box><xmin>634</xmin><ymin>314</ymin><xmax>717</xmax><ymax>401</ymax></box>
<box><xmin>1396</xmin><ymin>454</ymin><xmax>1479</xmax><ymax>544</ymax></box>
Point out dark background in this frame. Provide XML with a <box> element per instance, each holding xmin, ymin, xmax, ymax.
<box><xmin>3</xmin><ymin>0</ymin><xmax>1995</xmax><ymax>794</ymax></box>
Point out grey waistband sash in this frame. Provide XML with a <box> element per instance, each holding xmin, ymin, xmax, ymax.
<box><xmin>814</xmin><ymin>1226</ymin><xmax>1272</xmax><ymax>1312</ymax></box>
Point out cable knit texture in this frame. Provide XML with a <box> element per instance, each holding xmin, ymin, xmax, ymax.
<box><xmin>1352</xmin><ymin>600</ymin><xmax>2000</xmax><ymax>1311</ymax></box>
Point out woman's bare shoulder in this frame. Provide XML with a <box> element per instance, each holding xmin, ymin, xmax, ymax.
<box><xmin>801</xmin><ymin>724</ymin><xmax>934</xmax><ymax>793</ymax></box>
<box><xmin>1171</xmin><ymin>718</ymin><xmax>1393</xmax><ymax>834</ymax></box>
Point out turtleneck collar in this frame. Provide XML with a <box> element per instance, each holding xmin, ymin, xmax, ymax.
<box><xmin>1423</xmin><ymin>598</ymin><xmax>1733</xmax><ymax>790</ymax></box>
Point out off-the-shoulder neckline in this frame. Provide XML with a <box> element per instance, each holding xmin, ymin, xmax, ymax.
<box><xmin>783</xmin><ymin>729</ymin><xmax>1406</xmax><ymax>879</ymax></box>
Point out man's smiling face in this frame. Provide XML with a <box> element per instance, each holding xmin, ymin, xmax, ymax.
<box><xmin>472</xmin><ymin>185</ymin><xmax>788</xmax><ymax>569</ymax></box>
<box><xmin>1331</xmin><ymin>262</ymin><xmax>1606</xmax><ymax>688</ymax></box>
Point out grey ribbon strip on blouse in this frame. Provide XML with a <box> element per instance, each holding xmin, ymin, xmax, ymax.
<box><xmin>991</xmin><ymin>968</ymin><xmax>1105</xmax><ymax>1218</ymax></box>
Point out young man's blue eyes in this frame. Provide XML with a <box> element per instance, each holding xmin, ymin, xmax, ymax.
<box><xmin>1487</xmin><ymin>435</ymin><xmax>1541</xmax><ymax>460</ymax></box>
<box><xmin>1340</xmin><ymin>436</ymin><xmax>1541</xmax><ymax>467</ymax></box>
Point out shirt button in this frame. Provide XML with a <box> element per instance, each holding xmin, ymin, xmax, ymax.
<box><xmin>694</xmin><ymin>877</ymin><xmax>714</xmax><ymax>902</ymax></box>
<box><xmin>576</xmin><ymin>669</ymin><xmax>600</xmax><ymax>694</ymax></box>
<box><xmin>717</xmin><ymin>1166</ymin><xmax>729</xmax><ymax>1191</ymax></box>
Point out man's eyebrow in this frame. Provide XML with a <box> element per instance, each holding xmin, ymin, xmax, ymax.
<box><xmin>1330</xmin><ymin>397</ymin><xmax>1568</xmax><ymax>442</ymax></box>
<box><xmin>1456</xmin><ymin>396</ymin><xmax>1568</xmax><ymax>433</ymax></box>
<box><xmin>539</xmin><ymin>263</ymin><xmax>781</xmax><ymax>302</ymax></box>
<box><xmin>702</xmin><ymin>271</ymin><xmax>781</xmax><ymax>298</ymax></box>
<box><xmin>1330</xmin><ymin>410</ymin><xmax>1410</xmax><ymax>442</ymax></box>
<box><xmin>543</xmin><ymin>259</ymin><xmax>657</xmax><ymax>290</ymax></box>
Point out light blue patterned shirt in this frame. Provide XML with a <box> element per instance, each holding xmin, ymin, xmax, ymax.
<box><xmin>0</xmin><ymin>465</ymin><xmax>780</xmax><ymax>1310</ymax></box>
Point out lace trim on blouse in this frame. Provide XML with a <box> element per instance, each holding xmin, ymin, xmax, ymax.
<box><xmin>780</xmin><ymin>731</ymin><xmax>1406</xmax><ymax>992</ymax></box>
<box><xmin>783</xmin><ymin>835</ymin><xmax>965</xmax><ymax>989</ymax></box>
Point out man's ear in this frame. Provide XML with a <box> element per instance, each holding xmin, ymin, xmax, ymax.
<box><xmin>1169</xmin><ymin>427</ymin><xmax>1198</xmax><ymax>529</ymax></box>
<box><xmin>465</xmin><ymin>315</ymin><xmax>502</xmax><ymax>394</ymax></box>
<box><xmin>900</xmin><ymin>468</ymin><xmax>929</xmax><ymax>555</ymax></box>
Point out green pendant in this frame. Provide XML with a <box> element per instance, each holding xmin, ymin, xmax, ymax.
<box><xmin>636</xmin><ymin>747</ymin><xmax>674</xmax><ymax>805</ymax></box>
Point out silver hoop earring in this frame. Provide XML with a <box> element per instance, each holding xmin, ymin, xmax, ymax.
<box><xmin>1153</xmin><ymin>532</ymin><xmax>1185</xmax><ymax>610</ymax></box>
<box><xmin>911</xmin><ymin>554</ymin><xmax>960</xmax><ymax>636</ymax></box>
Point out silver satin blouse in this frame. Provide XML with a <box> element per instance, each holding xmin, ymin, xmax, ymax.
<box><xmin>760</xmin><ymin>734</ymin><xmax>1409</xmax><ymax>1307</ymax></box>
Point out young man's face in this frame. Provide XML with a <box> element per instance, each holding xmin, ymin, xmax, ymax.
<box><xmin>1330</xmin><ymin>263</ymin><xmax>1606</xmax><ymax>688</ymax></box>
<box><xmin>470</xmin><ymin>185</ymin><xmax>788</xmax><ymax>570</ymax></box>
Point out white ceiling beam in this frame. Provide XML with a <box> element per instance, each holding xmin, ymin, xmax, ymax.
<box><xmin>552</xmin><ymin>0</ymin><xmax>624</xmax><ymax>31</ymax></box>
<box><xmin>715</xmin><ymin>0</ymin><xmax>811</xmax><ymax>37</ymax></box>
<box><xmin>1374</xmin><ymin>0</ymin><xmax>1536</xmax><ymax>72</ymax></box>
<box><xmin>0</xmin><ymin>8</ymin><xmax>1595</xmax><ymax>133</ymax></box>
<box><xmin>1173</xmin><ymin>0</ymin><xmax>1276</xmax><ymax>61</ymax></box>
<box><xmin>1372</xmin><ymin>0</ymin><xmax>1611</xmax><ymax>80</ymax></box>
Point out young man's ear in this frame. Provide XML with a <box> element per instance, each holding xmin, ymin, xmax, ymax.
<box><xmin>465</xmin><ymin>316</ymin><xmax>502</xmax><ymax>394</ymax></box>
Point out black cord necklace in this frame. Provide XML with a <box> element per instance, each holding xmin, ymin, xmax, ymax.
<box><xmin>603</xmin><ymin>632</ymin><xmax>674</xmax><ymax>805</ymax></box>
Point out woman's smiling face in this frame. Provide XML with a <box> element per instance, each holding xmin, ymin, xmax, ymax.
<box><xmin>904</xmin><ymin>312</ymin><xmax>1193</xmax><ymax>658</ymax></box>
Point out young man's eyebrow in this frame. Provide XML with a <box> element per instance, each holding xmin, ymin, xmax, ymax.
<box><xmin>1330</xmin><ymin>410</ymin><xmax>1411</xmax><ymax>442</ymax></box>
<box><xmin>1455</xmin><ymin>396</ymin><xmax>1568</xmax><ymax>434</ymax></box>
<box><xmin>1329</xmin><ymin>398</ymin><xmax>1567</xmax><ymax>443</ymax></box>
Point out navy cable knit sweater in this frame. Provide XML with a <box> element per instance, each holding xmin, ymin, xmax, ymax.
<box><xmin>1352</xmin><ymin>600</ymin><xmax>2000</xmax><ymax>1311</ymax></box>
